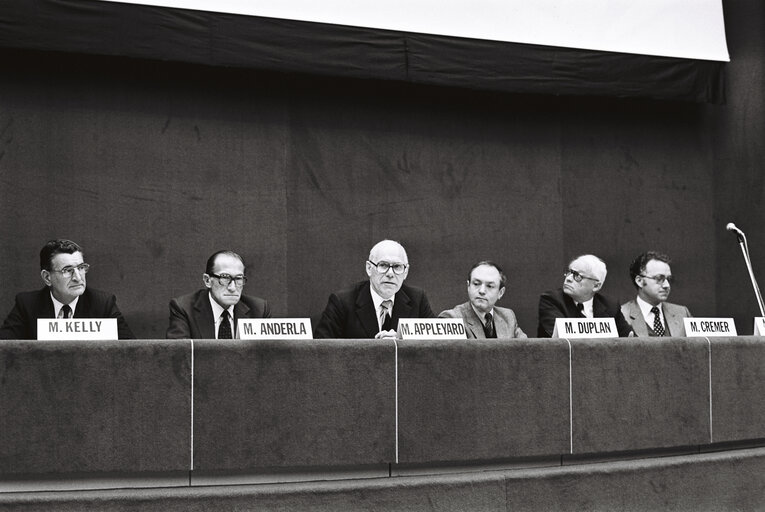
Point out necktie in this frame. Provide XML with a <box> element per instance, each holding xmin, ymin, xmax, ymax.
<box><xmin>218</xmin><ymin>309</ymin><xmax>233</xmax><ymax>339</ymax></box>
<box><xmin>380</xmin><ymin>300</ymin><xmax>393</xmax><ymax>331</ymax></box>
<box><xmin>651</xmin><ymin>306</ymin><xmax>665</xmax><ymax>336</ymax></box>
<box><xmin>61</xmin><ymin>304</ymin><xmax>72</xmax><ymax>319</ymax></box>
<box><xmin>484</xmin><ymin>312</ymin><xmax>496</xmax><ymax>338</ymax></box>
<box><xmin>576</xmin><ymin>302</ymin><xmax>584</xmax><ymax>316</ymax></box>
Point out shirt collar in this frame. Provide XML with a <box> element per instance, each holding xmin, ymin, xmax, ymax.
<box><xmin>579</xmin><ymin>297</ymin><xmax>594</xmax><ymax>318</ymax></box>
<box><xmin>50</xmin><ymin>292</ymin><xmax>79</xmax><ymax>318</ymax></box>
<box><xmin>369</xmin><ymin>285</ymin><xmax>395</xmax><ymax>312</ymax></box>
<box><xmin>637</xmin><ymin>295</ymin><xmax>663</xmax><ymax>322</ymax></box>
<box><xmin>208</xmin><ymin>292</ymin><xmax>233</xmax><ymax>319</ymax></box>
<box><xmin>470</xmin><ymin>303</ymin><xmax>494</xmax><ymax>325</ymax></box>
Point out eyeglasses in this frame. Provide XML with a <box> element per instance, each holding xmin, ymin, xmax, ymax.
<box><xmin>209</xmin><ymin>273</ymin><xmax>247</xmax><ymax>287</ymax></box>
<box><xmin>50</xmin><ymin>263</ymin><xmax>90</xmax><ymax>278</ymax></box>
<box><xmin>368</xmin><ymin>260</ymin><xmax>408</xmax><ymax>275</ymax></box>
<box><xmin>564</xmin><ymin>269</ymin><xmax>598</xmax><ymax>283</ymax></box>
<box><xmin>640</xmin><ymin>274</ymin><xmax>674</xmax><ymax>285</ymax></box>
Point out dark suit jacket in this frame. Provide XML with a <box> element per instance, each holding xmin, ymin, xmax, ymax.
<box><xmin>439</xmin><ymin>302</ymin><xmax>527</xmax><ymax>339</ymax></box>
<box><xmin>166</xmin><ymin>289</ymin><xmax>271</xmax><ymax>339</ymax></box>
<box><xmin>537</xmin><ymin>288</ymin><xmax>633</xmax><ymax>338</ymax></box>
<box><xmin>620</xmin><ymin>299</ymin><xmax>692</xmax><ymax>337</ymax></box>
<box><xmin>314</xmin><ymin>280</ymin><xmax>435</xmax><ymax>339</ymax></box>
<box><xmin>0</xmin><ymin>287</ymin><xmax>134</xmax><ymax>340</ymax></box>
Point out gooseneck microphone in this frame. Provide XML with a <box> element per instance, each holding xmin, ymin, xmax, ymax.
<box><xmin>727</xmin><ymin>222</ymin><xmax>765</xmax><ymax>316</ymax></box>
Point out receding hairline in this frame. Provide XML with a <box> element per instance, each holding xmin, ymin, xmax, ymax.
<box><xmin>570</xmin><ymin>254</ymin><xmax>607</xmax><ymax>282</ymax></box>
<box><xmin>368</xmin><ymin>239</ymin><xmax>408</xmax><ymax>263</ymax></box>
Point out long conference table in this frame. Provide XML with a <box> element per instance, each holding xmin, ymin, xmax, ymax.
<box><xmin>1</xmin><ymin>336</ymin><xmax>764</xmax><ymax>510</ymax></box>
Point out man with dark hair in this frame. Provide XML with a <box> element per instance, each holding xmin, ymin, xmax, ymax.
<box><xmin>538</xmin><ymin>254</ymin><xmax>633</xmax><ymax>338</ymax></box>
<box><xmin>314</xmin><ymin>239</ymin><xmax>435</xmax><ymax>339</ymax></box>
<box><xmin>621</xmin><ymin>251</ymin><xmax>691</xmax><ymax>337</ymax></box>
<box><xmin>0</xmin><ymin>239</ymin><xmax>134</xmax><ymax>339</ymax></box>
<box><xmin>166</xmin><ymin>250</ymin><xmax>271</xmax><ymax>339</ymax></box>
<box><xmin>439</xmin><ymin>261</ymin><xmax>526</xmax><ymax>339</ymax></box>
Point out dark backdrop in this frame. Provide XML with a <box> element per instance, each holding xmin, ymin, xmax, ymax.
<box><xmin>0</xmin><ymin>1</ymin><xmax>762</xmax><ymax>338</ymax></box>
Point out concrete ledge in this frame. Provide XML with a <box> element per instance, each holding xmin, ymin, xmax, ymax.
<box><xmin>1</xmin><ymin>447</ymin><xmax>764</xmax><ymax>511</ymax></box>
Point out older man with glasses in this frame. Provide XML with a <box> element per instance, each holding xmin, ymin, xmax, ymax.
<box><xmin>314</xmin><ymin>239</ymin><xmax>435</xmax><ymax>339</ymax></box>
<box><xmin>620</xmin><ymin>251</ymin><xmax>691</xmax><ymax>337</ymax></box>
<box><xmin>537</xmin><ymin>254</ymin><xmax>633</xmax><ymax>338</ymax></box>
<box><xmin>0</xmin><ymin>239</ymin><xmax>134</xmax><ymax>339</ymax></box>
<box><xmin>166</xmin><ymin>250</ymin><xmax>271</xmax><ymax>339</ymax></box>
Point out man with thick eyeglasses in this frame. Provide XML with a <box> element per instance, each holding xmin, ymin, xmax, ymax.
<box><xmin>314</xmin><ymin>239</ymin><xmax>435</xmax><ymax>338</ymax></box>
<box><xmin>537</xmin><ymin>254</ymin><xmax>632</xmax><ymax>337</ymax></box>
<box><xmin>620</xmin><ymin>251</ymin><xmax>691</xmax><ymax>337</ymax></box>
<box><xmin>166</xmin><ymin>250</ymin><xmax>271</xmax><ymax>339</ymax></box>
<box><xmin>439</xmin><ymin>261</ymin><xmax>527</xmax><ymax>339</ymax></box>
<box><xmin>0</xmin><ymin>239</ymin><xmax>134</xmax><ymax>339</ymax></box>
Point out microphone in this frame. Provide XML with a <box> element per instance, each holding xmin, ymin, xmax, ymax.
<box><xmin>727</xmin><ymin>222</ymin><xmax>765</xmax><ymax>317</ymax></box>
<box><xmin>725</xmin><ymin>222</ymin><xmax>744</xmax><ymax>235</ymax></box>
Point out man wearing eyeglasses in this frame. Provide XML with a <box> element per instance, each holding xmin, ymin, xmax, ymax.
<box><xmin>314</xmin><ymin>239</ymin><xmax>435</xmax><ymax>339</ymax></box>
<box><xmin>166</xmin><ymin>250</ymin><xmax>271</xmax><ymax>339</ymax></box>
<box><xmin>620</xmin><ymin>252</ymin><xmax>691</xmax><ymax>337</ymax></box>
<box><xmin>0</xmin><ymin>239</ymin><xmax>134</xmax><ymax>339</ymax></box>
<box><xmin>537</xmin><ymin>254</ymin><xmax>633</xmax><ymax>337</ymax></box>
<box><xmin>439</xmin><ymin>261</ymin><xmax>527</xmax><ymax>339</ymax></box>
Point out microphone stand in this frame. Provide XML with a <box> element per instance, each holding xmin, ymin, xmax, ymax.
<box><xmin>733</xmin><ymin>228</ymin><xmax>765</xmax><ymax>317</ymax></box>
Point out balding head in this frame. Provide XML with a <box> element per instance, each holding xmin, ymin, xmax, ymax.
<box><xmin>366</xmin><ymin>239</ymin><xmax>409</xmax><ymax>299</ymax></box>
<box><xmin>563</xmin><ymin>254</ymin><xmax>606</xmax><ymax>303</ymax></box>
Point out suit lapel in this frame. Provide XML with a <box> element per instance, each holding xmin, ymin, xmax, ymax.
<box><xmin>233</xmin><ymin>300</ymin><xmax>252</xmax><ymax>337</ymax></box>
<box><xmin>193</xmin><ymin>291</ymin><xmax>216</xmax><ymax>340</ymax></box>
<box><xmin>562</xmin><ymin>292</ymin><xmax>583</xmax><ymax>317</ymax></box>
<box><xmin>664</xmin><ymin>303</ymin><xmax>685</xmax><ymax>336</ymax></box>
<box><xmin>391</xmin><ymin>288</ymin><xmax>413</xmax><ymax>329</ymax></box>
<box><xmin>72</xmin><ymin>289</ymin><xmax>89</xmax><ymax>318</ymax></box>
<box><xmin>37</xmin><ymin>288</ymin><xmax>56</xmax><ymax>318</ymax></box>
<box><xmin>355</xmin><ymin>286</ymin><xmax>380</xmax><ymax>338</ymax></box>
<box><xmin>625</xmin><ymin>301</ymin><xmax>648</xmax><ymax>337</ymax></box>
<box><xmin>462</xmin><ymin>303</ymin><xmax>485</xmax><ymax>339</ymax></box>
<box><xmin>492</xmin><ymin>309</ymin><xmax>510</xmax><ymax>338</ymax></box>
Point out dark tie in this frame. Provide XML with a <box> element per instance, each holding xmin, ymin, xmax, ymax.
<box><xmin>576</xmin><ymin>302</ymin><xmax>584</xmax><ymax>316</ymax></box>
<box><xmin>484</xmin><ymin>312</ymin><xmax>496</xmax><ymax>338</ymax></box>
<box><xmin>651</xmin><ymin>306</ymin><xmax>666</xmax><ymax>336</ymax></box>
<box><xmin>61</xmin><ymin>304</ymin><xmax>72</xmax><ymax>319</ymax></box>
<box><xmin>218</xmin><ymin>309</ymin><xmax>233</xmax><ymax>339</ymax></box>
<box><xmin>380</xmin><ymin>300</ymin><xmax>393</xmax><ymax>331</ymax></box>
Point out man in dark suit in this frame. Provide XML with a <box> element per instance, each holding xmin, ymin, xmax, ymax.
<box><xmin>166</xmin><ymin>250</ymin><xmax>270</xmax><ymax>339</ymax></box>
<box><xmin>314</xmin><ymin>239</ymin><xmax>435</xmax><ymax>339</ymax></box>
<box><xmin>621</xmin><ymin>251</ymin><xmax>692</xmax><ymax>337</ymax></box>
<box><xmin>0</xmin><ymin>239</ymin><xmax>134</xmax><ymax>340</ymax></box>
<box><xmin>538</xmin><ymin>254</ymin><xmax>633</xmax><ymax>338</ymax></box>
<box><xmin>439</xmin><ymin>260</ymin><xmax>526</xmax><ymax>339</ymax></box>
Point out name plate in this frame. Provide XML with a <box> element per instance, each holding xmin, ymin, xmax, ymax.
<box><xmin>754</xmin><ymin>317</ymin><xmax>765</xmax><ymax>336</ymax></box>
<box><xmin>684</xmin><ymin>317</ymin><xmax>737</xmax><ymax>337</ymax></box>
<box><xmin>397</xmin><ymin>318</ymin><xmax>467</xmax><ymax>339</ymax></box>
<box><xmin>238</xmin><ymin>318</ymin><xmax>313</xmax><ymax>339</ymax></box>
<box><xmin>552</xmin><ymin>318</ymin><xmax>618</xmax><ymax>338</ymax></box>
<box><xmin>37</xmin><ymin>318</ymin><xmax>118</xmax><ymax>340</ymax></box>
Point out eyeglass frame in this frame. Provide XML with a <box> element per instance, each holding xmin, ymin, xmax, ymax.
<box><xmin>639</xmin><ymin>274</ymin><xmax>674</xmax><ymax>285</ymax></box>
<box><xmin>208</xmin><ymin>273</ymin><xmax>248</xmax><ymax>287</ymax></box>
<box><xmin>49</xmin><ymin>263</ymin><xmax>90</xmax><ymax>279</ymax></box>
<box><xmin>564</xmin><ymin>268</ymin><xmax>599</xmax><ymax>283</ymax></box>
<box><xmin>367</xmin><ymin>260</ymin><xmax>409</xmax><ymax>275</ymax></box>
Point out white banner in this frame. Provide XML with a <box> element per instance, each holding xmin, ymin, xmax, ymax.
<box><xmin>95</xmin><ymin>0</ymin><xmax>729</xmax><ymax>61</ymax></box>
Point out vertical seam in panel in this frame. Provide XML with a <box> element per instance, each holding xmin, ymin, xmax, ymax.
<box><xmin>565</xmin><ymin>338</ymin><xmax>573</xmax><ymax>454</ymax></box>
<box><xmin>394</xmin><ymin>339</ymin><xmax>399</xmax><ymax>464</ymax></box>
<box><xmin>706</xmin><ymin>336</ymin><xmax>712</xmax><ymax>443</ymax></box>
<box><xmin>190</xmin><ymin>339</ymin><xmax>195</xmax><ymax>472</ymax></box>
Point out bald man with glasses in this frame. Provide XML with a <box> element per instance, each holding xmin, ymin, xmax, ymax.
<box><xmin>0</xmin><ymin>239</ymin><xmax>134</xmax><ymax>339</ymax></box>
<box><xmin>314</xmin><ymin>239</ymin><xmax>435</xmax><ymax>339</ymax></box>
<box><xmin>620</xmin><ymin>251</ymin><xmax>691</xmax><ymax>337</ymax></box>
<box><xmin>537</xmin><ymin>254</ymin><xmax>633</xmax><ymax>338</ymax></box>
<box><xmin>166</xmin><ymin>250</ymin><xmax>271</xmax><ymax>339</ymax></box>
